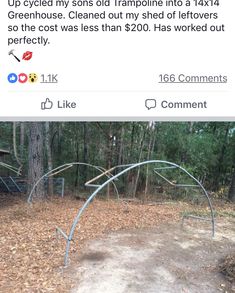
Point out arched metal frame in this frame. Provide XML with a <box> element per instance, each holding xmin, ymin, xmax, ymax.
<box><xmin>27</xmin><ymin>162</ymin><xmax>120</xmax><ymax>203</ymax></box>
<box><xmin>62</xmin><ymin>160</ymin><xmax>215</xmax><ymax>266</ymax></box>
<box><xmin>0</xmin><ymin>162</ymin><xmax>21</xmax><ymax>174</ymax></box>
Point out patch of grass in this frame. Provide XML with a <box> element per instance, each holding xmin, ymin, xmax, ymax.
<box><xmin>181</xmin><ymin>210</ymin><xmax>216</xmax><ymax>218</ymax></box>
<box><xmin>217</xmin><ymin>211</ymin><xmax>235</xmax><ymax>218</ymax></box>
<box><xmin>182</xmin><ymin>209</ymin><xmax>235</xmax><ymax>219</ymax></box>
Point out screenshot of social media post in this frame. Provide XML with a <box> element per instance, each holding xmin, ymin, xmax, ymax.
<box><xmin>1</xmin><ymin>0</ymin><xmax>235</xmax><ymax>292</ymax></box>
<box><xmin>1</xmin><ymin>0</ymin><xmax>235</xmax><ymax>119</ymax></box>
<box><xmin>0</xmin><ymin>121</ymin><xmax>235</xmax><ymax>292</ymax></box>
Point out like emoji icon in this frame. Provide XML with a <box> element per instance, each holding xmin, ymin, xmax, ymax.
<box><xmin>18</xmin><ymin>73</ymin><xmax>28</xmax><ymax>83</ymax></box>
<box><xmin>7</xmin><ymin>73</ymin><xmax>18</xmax><ymax>83</ymax></box>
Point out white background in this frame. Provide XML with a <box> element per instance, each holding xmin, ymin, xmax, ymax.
<box><xmin>0</xmin><ymin>0</ymin><xmax>234</xmax><ymax>119</ymax></box>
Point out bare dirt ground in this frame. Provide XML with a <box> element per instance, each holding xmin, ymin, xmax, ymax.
<box><xmin>0</xmin><ymin>194</ymin><xmax>234</xmax><ymax>292</ymax></box>
<box><xmin>72</xmin><ymin>220</ymin><xmax>235</xmax><ymax>293</ymax></box>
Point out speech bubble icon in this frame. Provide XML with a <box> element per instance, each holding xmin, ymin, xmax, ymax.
<box><xmin>145</xmin><ymin>99</ymin><xmax>156</xmax><ymax>110</ymax></box>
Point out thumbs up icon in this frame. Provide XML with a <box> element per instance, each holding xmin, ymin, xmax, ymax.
<box><xmin>41</xmin><ymin>98</ymin><xmax>53</xmax><ymax>110</ymax></box>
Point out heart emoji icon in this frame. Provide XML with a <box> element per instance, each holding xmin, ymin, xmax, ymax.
<box><xmin>18</xmin><ymin>73</ymin><xmax>28</xmax><ymax>83</ymax></box>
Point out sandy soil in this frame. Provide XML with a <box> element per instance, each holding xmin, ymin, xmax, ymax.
<box><xmin>72</xmin><ymin>220</ymin><xmax>235</xmax><ymax>293</ymax></box>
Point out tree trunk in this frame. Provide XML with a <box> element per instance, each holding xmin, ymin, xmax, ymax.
<box><xmin>83</xmin><ymin>122</ymin><xmax>88</xmax><ymax>183</ymax></box>
<box><xmin>228</xmin><ymin>168</ymin><xmax>235</xmax><ymax>202</ymax></box>
<box><xmin>74</xmin><ymin>127</ymin><xmax>80</xmax><ymax>188</ymax></box>
<box><xmin>144</xmin><ymin>122</ymin><xmax>156</xmax><ymax>201</ymax></box>
<box><xmin>188</xmin><ymin>121</ymin><xmax>194</xmax><ymax>134</ymax></box>
<box><xmin>95</xmin><ymin>122</ymin><xmax>115</xmax><ymax>199</ymax></box>
<box><xmin>133</xmin><ymin>124</ymin><xmax>147</xmax><ymax>197</ymax></box>
<box><xmin>129</xmin><ymin>123</ymin><xmax>135</xmax><ymax>160</ymax></box>
<box><xmin>213</xmin><ymin>123</ymin><xmax>230</xmax><ymax>191</ymax></box>
<box><xmin>20</xmin><ymin>122</ymin><xmax>25</xmax><ymax>159</ymax></box>
<box><xmin>13</xmin><ymin>122</ymin><xmax>23</xmax><ymax>176</ymax></box>
<box><xmin>45</xmin><ymin>122</ymin><xmax>53</xmax><ymax>196</ymax></box>
<box><xmin>57</xmin><ymin>123</ymin><xmax>64</xmax><ymax>162</ymax></box>
<box><xmin>117</xmin><ymin>125</ymin><xmax>125</xmax><ymax>166</ymax></box>
<box><xmin>126</xmin><ymin>123</ymin><xmax>136</xmax><ymax>196</ymax></box>
<box><xmin>106</xmin><ymin>123</ymin><xmax>113</xmax><ymax>200</ymax></box>
<box><xmin>27</xmin><ymin>122</ymin><xmax>45</xmax><ymax>199</ymax></box>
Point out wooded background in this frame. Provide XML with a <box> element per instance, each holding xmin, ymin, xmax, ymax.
<box><xmin>0</xmin><ymin>122</ymin><xmax>235</xmax><ymax>201</ymax></box>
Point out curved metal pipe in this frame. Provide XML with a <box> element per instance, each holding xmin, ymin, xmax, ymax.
<box><xmin>0</xmin><ymin>162</ymin><xmax>21</xmax><ymax>174</ymax></box>
<box><xmin>27</xmin><ymin>162</ymin><xmax>120</xmax><ymax>203</ymax></box>
<box><xmin>64</xmin><ymin>160</ymin><xmax>215</xmax><ymax>266</ymax></box>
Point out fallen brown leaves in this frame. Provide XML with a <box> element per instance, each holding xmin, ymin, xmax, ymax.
<box><xmin>0</xmin><ymin>194</ymin><xmax>233</xmax><ymax>292</ymax></box>
<box><xmin>220</xmin><ymin>254</ymin><xmax>235</xmax><ymax>282</ymax></box>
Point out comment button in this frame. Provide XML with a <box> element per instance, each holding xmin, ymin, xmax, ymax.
<box><xmin>145</xmin><ymin>99</ymin><xmax>157</xmax><ymax>110</ymax></box>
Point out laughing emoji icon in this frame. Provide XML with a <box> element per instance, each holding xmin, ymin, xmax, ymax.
<box><xmin>28</xmin><ymin>73</ymin><xmax>38</xmax><ymax>83</ymax></box>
